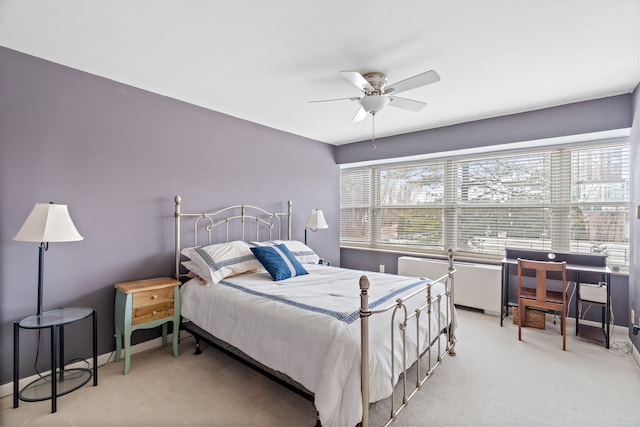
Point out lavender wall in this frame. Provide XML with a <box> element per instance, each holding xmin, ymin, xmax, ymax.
<box><xmin>0</xmin><ymin>47</ymin><xmax>339</xmax><ymax>384</ymax></box>
<box><xmin>336</xmin><ymin>94</ymin><xmax>632</xmax><ymax>165</ymax></box>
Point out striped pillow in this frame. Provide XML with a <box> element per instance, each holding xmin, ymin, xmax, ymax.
<box><xmin>252</xmin><ymin>240</ymin><xmax>320</xmax><ymax>264</ymax></box>
<box><xmin>250</xmin><ymin>244</ymin><xmax>308</xmax><ymax>281</ymax></box>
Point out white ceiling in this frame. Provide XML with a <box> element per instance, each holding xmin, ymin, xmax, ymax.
<box><xmin>1</xmin><ymin>1</ymin><xmax>639</xmax><ymax>145</ymax></box>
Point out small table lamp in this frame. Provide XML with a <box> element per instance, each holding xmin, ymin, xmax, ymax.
<box><xmin>13</xmin><ymin>203</ymin><xmax>83</xmax><ymax>316</ymax></box>
<box><xmin>304</xmin><ymin>208</ymin><xmax>329</xmax><ymax>246</ymax></box>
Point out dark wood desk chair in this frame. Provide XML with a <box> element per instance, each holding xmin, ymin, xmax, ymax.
<box><xmin>517</xmin><ymin>258</ymin><xmax>568</xmax><ymax>351</ymax></box>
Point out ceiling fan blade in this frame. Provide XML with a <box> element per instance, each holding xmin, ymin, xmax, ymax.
<box><xmin>341</xmin><ymin>71</ymin><xmax>374</xmax><ymax>92</ymax></box>
<box><xmin>309</xmin><ymin>97</ymin><xmax>359</xmax><ymax>103</ymax></box>
<box><xmin>352</xmin><ymin>106</ymin><xmax>368</xmax><ymax>122</ymax></box>
<box><xmin>386</xmin><ymin>70</ymin><xmax>440</xmax><ymax>95</ymax></box>
<box><xmin>388</xmin><ymin>96</ymin><xmax>426</xmax><ymax>112</ymax></box>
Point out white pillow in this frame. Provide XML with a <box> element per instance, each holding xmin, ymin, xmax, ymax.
<box><xmin>181</xmin><ymin>260</ymin><xmax>205</xmax><ymax>279</ymax></box>
<box><xmin>181</xmin><ymin>240</ymin><xmax>264</xmax><ymax>284</ymax></box>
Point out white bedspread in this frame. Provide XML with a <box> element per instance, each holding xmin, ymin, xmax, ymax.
<box><xmin>180</xmin><ymin>264</ymin><xmax>454</xmax><ymax>426</ymax></box>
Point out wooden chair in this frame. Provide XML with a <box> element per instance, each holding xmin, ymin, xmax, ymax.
<box><xmin>517</xmin><ymin>258</ymin><xmax>568</xmax><ymax>350</ymax></box>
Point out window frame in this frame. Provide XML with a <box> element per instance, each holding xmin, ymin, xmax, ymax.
<box><xmin>339</xmin><ymin>133</ymin><xmax>630</xmax><ymax>270</ymax></box>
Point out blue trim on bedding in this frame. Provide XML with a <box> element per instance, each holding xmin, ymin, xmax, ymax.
<box><xmin>218</xmin><ymin>277</ymin><xmax>428</xmax><ymax>324</ymax></box>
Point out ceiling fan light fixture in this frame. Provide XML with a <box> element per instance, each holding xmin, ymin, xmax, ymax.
<box><xmin>359</xmin><ymin>95</ymin><xmax>389</xmax><ymax>114</ymax></box>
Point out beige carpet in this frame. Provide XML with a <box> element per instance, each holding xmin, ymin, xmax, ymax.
<box><xmin>2</xmin><ymin>308</ymin><xmax>640</xmax><ymax>426</ymax></box>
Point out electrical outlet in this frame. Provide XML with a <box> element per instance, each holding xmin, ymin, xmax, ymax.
<box><xmin>379</xmin><ymin>264</ymin><xmax>385</xmax><ymax>273</ymax></box>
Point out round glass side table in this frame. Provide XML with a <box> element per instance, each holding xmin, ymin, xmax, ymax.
<box><xmin>13</xmin><ymin>307</ymin><xmax>98</xmax><ymax>413</ymax></box>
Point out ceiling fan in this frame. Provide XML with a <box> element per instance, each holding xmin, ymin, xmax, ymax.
<box><xmin>311</xmin><ymin>69</ymin><xmax>441</xmax><ymax>123</ymax></box>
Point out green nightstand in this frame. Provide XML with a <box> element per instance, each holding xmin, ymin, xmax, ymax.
<box><xmin>114</xmin><ymin>277</ymin><xmax>180</xmax><ymax>375</ymax></box>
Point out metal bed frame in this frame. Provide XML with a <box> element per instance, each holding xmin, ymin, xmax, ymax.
<box><xmin>174</xmin><ymin>195</ymin><xmax>457</xmax><ymax>427</ymax></box>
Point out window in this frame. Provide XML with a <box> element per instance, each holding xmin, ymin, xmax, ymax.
<box><xmin>340</xmin><ymin>139</ymin><xmax>630</xmax><ymax>268</ymax></box>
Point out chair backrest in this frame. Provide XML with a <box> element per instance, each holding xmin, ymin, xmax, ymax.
<box><xmin>517</xmin><ymin>258</ymin><xmax>567</xmax><ymax>303</ymax></box>
<box><xmin>516</xmin><ymin>258</ymin><xmax>569</xmax><ymax>350</ymax></box>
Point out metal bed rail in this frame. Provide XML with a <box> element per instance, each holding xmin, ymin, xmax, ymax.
<box><xmin>360</xmin><ymin>248</ymin><xmax>457</xmax><ymax>427</ymax></box>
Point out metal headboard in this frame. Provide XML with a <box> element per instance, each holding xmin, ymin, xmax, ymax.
<box><xmin>174</xmin><ymin>195</ymin><xmax>293</xmax><ymax>279</ymax></box>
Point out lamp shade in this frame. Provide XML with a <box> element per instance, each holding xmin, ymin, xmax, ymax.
<box><xmin>13</xmin><ymin>203</ymin><xmax>83</xmax><ymax>243</ymax></box>
<box><xmin>305</xmin><ymin>209</ymin><xmax>329</xmax><ymax>231</ymax></box>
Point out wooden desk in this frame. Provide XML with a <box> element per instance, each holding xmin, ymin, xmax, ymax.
<box><xmin>500</xmin><ymin>248</ymin><xmax>611</xmax><ymax>348</ymax></box>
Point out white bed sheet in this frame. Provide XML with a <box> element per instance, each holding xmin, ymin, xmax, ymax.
<box><xmin>180</xmin><ymin>264</ymin><xmax>454</xmax><ymax>427</ymax></box>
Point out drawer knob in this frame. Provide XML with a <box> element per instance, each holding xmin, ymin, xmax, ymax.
<box><xmin>152</xmin><ymin>295</ymin><xmax>158</xmax><ymax>300</ymax></box>
<box><xmin>153</xmin><ymin>310</ymin><xmax>158</xmax><ymax>315</ymax></box>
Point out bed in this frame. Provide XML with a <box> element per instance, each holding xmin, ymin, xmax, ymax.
<box><xmin>174</xmin><ymin>196</ymin><xmax>457</xmax><ymax>427</ymax></box>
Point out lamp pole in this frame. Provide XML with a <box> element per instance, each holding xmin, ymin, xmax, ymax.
<box><xmin>37</xmin><ymin>242</ymin><xmax>48</xmax><ymax>316</ymax></box>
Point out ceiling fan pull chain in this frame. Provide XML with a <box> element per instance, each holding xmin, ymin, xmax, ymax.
<box><xmin>371</xmin><ymin>113</ymin><xmax>376</xmax><ymax>149</ymax></box>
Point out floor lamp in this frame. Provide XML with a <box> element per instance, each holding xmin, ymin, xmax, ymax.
<box><xmin>304</xmin><ymin>208</ymin><xmax>329</xmax><ymax>246</ymax></box>
<box><xmin>13</xmin><ymin>203</ymin><xmax>83</xmax><ymax>316</ymax></box>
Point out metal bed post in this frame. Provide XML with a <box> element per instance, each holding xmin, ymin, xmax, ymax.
<box><xmin>427</xmin><ymin>281</ymin><xmax>433</xmax><ymax>371</ymax></box>
<box><xmin>447</xmin><ymin>248</ymin><xmax>456</xmax><ymax>355</ymax></box>
<box><xmin>359</xmin><ymin>275</ymin><xmax>371</xmax><ymax>427</ymax></box>
<box><xmin>174</xmin><ymin>195</ymin><xmax>181</xmax><ymax>280</ymax></box>
<box><xmin>287</xmin><ymin>200</ymin><xmax>293</xmax><ymax>240</ymax></box>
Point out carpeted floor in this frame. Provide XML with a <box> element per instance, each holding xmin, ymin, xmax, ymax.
<box><xmin>2</xmin><ymin>308</ymin><xmax>639</xmax><ymax>426</ymax></box>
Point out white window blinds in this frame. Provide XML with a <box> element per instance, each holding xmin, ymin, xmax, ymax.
<box><xmin>340</xmin><ymin>140</ymin><xmax>630</xmax><ymax>267</ymax></box>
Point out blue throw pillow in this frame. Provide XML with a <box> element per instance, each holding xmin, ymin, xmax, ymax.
<box><xmin>250</xmin><ymin>244</ymin><xmax>308</xmax><ymax>281</ymax></box>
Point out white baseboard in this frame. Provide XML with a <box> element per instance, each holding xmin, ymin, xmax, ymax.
<box><xmin>574</xmin><ymin>317</ymin><xmax>626</xmax><ymax>335</ymax></box>
<box><xmin>1</xmin><ymin>333</ymin><xmax>177</xmax><ymax>399</ymax></box>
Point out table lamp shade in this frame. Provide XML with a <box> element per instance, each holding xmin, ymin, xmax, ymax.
<box><xmin>13</xmin><ymin>203</ymin><xmax>83</xmax><ymax>243</ymax></box>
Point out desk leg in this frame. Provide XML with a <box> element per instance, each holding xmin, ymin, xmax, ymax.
<box><xmin>575</xmin><ymin>274</ymin><xmax>580</xmax><ymax>336</ymax></box>
<box><xmin>51</xmin><ymin>326</ymin><xmax>57</xmax><ymax>413</ymax></box>
<box><xmin>500</xmin><ymin>263</ymin><xmax>508</xmax><ymax>326</ymax></box>
<box><xmin>605</xmin><ymin>273</ymin><xmax>611</xmax><ymax>349</ymax></box>
<box><xmin>93</xmin><ymin>310</ymin><xmax>98</xmax><ymax>385</ymax></box>
<box><xmin>13</xmin><ymin>322</ymin><xmax>19</xmax><ymax>409</ymax></box>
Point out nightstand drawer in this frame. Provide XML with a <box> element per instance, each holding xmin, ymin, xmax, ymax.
<box><xmin>132</xmin><ymin>303</ymin><xmax>174</xmax><ymax>325</ymax></box>
<box><xmin>132</xmin><ymin>287</ymin><xmax>174</xmax><ymax>309</ymax></box>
